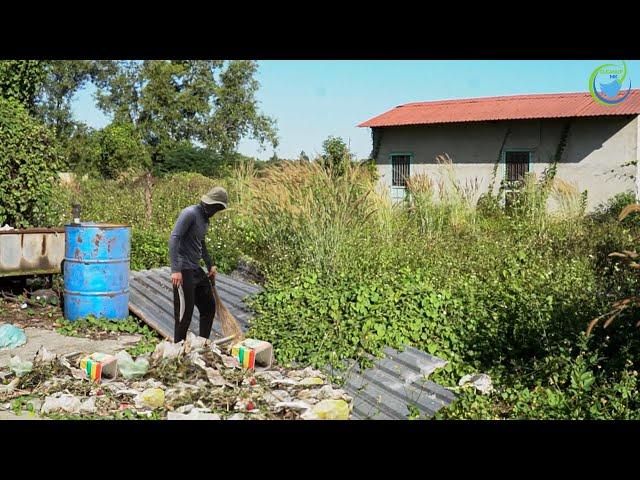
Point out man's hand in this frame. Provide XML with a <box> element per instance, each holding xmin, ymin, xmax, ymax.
<box><xmin>208</xmin><ymin>266</ymin><xmax>217</xmax><ymax>279</ymax></box>
<box><xmin>171</xmin><ymin>272</ymin><xmax>183</xmax><ymax>287</ymax></box>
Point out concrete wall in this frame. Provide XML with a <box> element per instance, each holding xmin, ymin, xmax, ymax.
<box><xmin>373</xmin><ymin>115</ymin><xmax>638</xmax><ymax>211</ymax></box>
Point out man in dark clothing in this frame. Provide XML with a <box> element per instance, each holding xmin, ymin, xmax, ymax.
<box><xmin>169</xmin><ymin>186</ymin><xmax>228</xmax><ymax>343</ymax></box>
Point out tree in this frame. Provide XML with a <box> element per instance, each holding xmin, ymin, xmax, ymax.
<box><xmin>92</xmin><ymin>60</ymin><xmax>278</xmax><ymax>164</ymax></box>
<box><xmin>64</xmin><ymin>123</ymin><xmax>100</xmax><ymax>174</ymax></box>
<box><xmin>0</xmin><ymin>97</ymin><xmax>61</xmax><ymax>227</ymax></box>
<box><xmin>319</xmin><ymin>136</ymin><xmax>353</xmax><ymax>176</ymax></box>
<box><xmin>35</xmin><ymin>60</ymin><xmax>96</xmax><ymax>143</ymax></box>
<box><xmin>0</xmin><ymin>60</ymin><xmax>47</xmax><ymax>113</ymax></box>
<box><xmin>94</xmin><ymin>122</ymin><xmax>151</xmax><ymax>179</ymax></box>
<box><xmin>298</xmin><ymin>150</ymin><xmax>310</xmax><ymax>162</ymax></box>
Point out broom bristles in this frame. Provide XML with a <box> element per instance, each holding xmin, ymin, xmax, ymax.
<box><xmin>211</xmin><ymin>278</ymin><xmax>245</xmax><ymax>342</ymax></box>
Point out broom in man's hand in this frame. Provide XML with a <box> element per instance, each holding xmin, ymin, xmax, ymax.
<box><xmin>209</xmin><ymin>267</ymin><xmax>245</xmax><ymax>343</ymax></box>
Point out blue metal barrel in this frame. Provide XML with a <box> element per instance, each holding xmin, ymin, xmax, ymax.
<box><xmin>63</xmin><ymin>223</ymin><xmax>131</xmax><ymax>321</ymax></box>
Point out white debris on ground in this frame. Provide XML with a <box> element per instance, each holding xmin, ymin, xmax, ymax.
<box><xmin>458</xmin><ymin>373</ymin><xmax>494</xmax><ymax>395</ymax></box>
<box><xmin>0</xmin><ymin>332</ymin><xmax>353</xmax><ymax>420</ymax></box>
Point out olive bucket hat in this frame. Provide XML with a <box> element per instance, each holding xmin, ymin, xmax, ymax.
<box><xmin>201</xmin><ymin>186</ymin><xmax>228</xmax><ymax>209</ymax></box>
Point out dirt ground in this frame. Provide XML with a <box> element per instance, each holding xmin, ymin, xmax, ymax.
<box><xmin>0</xmin><ymin>299</ymin><xmax>142</xmax><ymax>367</ymax></box>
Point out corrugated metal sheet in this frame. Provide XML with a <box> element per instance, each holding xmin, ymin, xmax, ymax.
<box><xmin>327</xmin><ymin>345</ymin><xmax>456</xmax><ymax>420</ymax></box>
<box><xmin>128</xmin><ymin>266</ymin><xmax>263</xmax><ymax>341</ymax></box>
<box><xmin>358</xmin><ymin>90</ymin><xmax>640</xmax><ymax>128</ymax></box>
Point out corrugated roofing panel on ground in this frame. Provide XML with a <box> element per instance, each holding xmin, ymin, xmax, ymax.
<box><xmin>358</xmin><ymin>90</ymin><xmax>640</xmax><ymax>128</ymax></box>
<box><xmin>128</xmin><ymin>267</ymin><xmax>262</xmax><ymax>341</ymax></box>
<box><xmin>326</xmin><ymin>345</ymin><xmax>456</xmax><ymax>420</ymax></box>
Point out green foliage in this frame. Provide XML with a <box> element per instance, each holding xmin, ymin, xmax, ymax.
<box><xmin>591</xmin><ymin>191</ymin><xmax>639</xmax><ymax>226</ymax></box>
<box><xmin>228</xmin><ymin>162</ymin><xmax>640</xmax><ymax>419</ymax></box>
<box><xmin>0</xmin><ymin>60</ymin><xmax>47</xmax><ymax>112</ymax></box>
<box><xmin>93</xmin><ymin>60</ymin><xmax>278</xmax><ymax>163</ymax></box>
<box><xmin>0</xmin><ymin>97</ymin><xmax>61</xmax><ymax>227</ymax></box>
<box><xmin>49</xmin><ymin>172</ymin><xmax>240</xmax><ymax>272</ymax></box>
<box><xmin>48</xmin><ymin>161</ymin><xmax>640</xmax><ymax>419</ymax></box>
<box><xmin>153</xmin><ymin>143</ymin><xmax>253</xmax><ymax>178</ymax></box>
<box><xmin>93</xmin><ymin>122</ymin><xmax>151</xmax><ymax>179</ymax></box>
<box><xmin>63</xmin><ymin>124</ymin><xmax>100</xmax><ymax>173</ymax></box>
<box><xmin>35</xmin><ymin>60</ymin><xmax>96</xmax><ymax>142</ymax></box>
<box><xmin>130</xmin><ymin>228</ymin><xmax>168</xmax><ymax>271</ymax></box>
<box><xmin>319</xmin><ymin>136</ymin><xmax>353</xmax><ymax>176</ymax></box>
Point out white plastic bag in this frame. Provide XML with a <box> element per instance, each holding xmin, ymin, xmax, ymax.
<box><xmin>9</xmin><ymin>355</ymin><xmax>33</xmax><ymax>377</ymax></box>
<box><xmin>115</xmin><ymin>350</ymin><xmax>149</xmax><ymax>379</ymax></box>
<box><xmin>41</xmin><ymin>393</ymin><xmax>81</xmax><ymax>414</ymax></box>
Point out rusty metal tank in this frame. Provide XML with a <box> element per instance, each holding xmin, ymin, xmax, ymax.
<box><xmin>63</xmin><ymin>223</ymin><xmax>131</xmax><ymax>321</ymax></box>
<box><xmin>0</xmin><ymin>228</ymin><xmax>65</xmax><ymax>277</ymax></box>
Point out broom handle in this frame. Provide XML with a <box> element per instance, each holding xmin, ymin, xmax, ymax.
<box><xmin>210</xmin><ymin>274</ymin><xmax>222</xmax><ymax>305</ymax></box>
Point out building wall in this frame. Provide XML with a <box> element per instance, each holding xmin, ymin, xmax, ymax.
<box><xmin>373</xmin><ymin>115</ymin><xmax>638</xmax><ymax>211</ymax></box>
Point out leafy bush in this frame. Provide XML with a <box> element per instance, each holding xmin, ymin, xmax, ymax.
<box><xmin>93</xmin><ymin>122</ymin><xmax>151</xmax><ymax>179</ymax></box>
<box><xmin>49</xmin><ymin>161</ymin><xmax>640</xmax><ymax>419</ymax></box>
<box><xmin>152</xmin><ymin>143</ymin><xmax>248</xmax><ymax>178</ymax></box>
<box><xmin>0</xmin><ymin>97</ymin><xmax>61</xmax><ymax>227</ymax></box>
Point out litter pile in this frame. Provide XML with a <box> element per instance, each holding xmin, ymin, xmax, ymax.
<box><xmin>0</xmin><ymin>332</ymin><xmax>352</xmax><ymax>420</ymax></box>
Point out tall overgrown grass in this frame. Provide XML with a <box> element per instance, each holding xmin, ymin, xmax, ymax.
<box><xmin>49</xmin><ymin>161</ymin><xmax>640</xmax><ymax>418</ymax></box>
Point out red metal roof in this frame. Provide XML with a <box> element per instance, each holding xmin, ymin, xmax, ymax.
<box><xmin>358</xmin><ymin>90</ymin><xmax>640</xmax><ymax>128</ymax></box>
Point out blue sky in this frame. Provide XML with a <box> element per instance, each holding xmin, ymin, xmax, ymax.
<box><xmin>71</xmin><ymin>60</ymin><xmax>640</xmax><ymax>160</ymax></box>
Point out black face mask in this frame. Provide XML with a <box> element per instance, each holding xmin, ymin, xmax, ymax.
<box><xmin>200</xmin><ymin>201</ymin><xmax>222</xmax><ymax>218</ymax></box>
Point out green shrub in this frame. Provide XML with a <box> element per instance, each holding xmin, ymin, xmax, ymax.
<box><xmin>94</xmin><ymin>123</ymin><xmax>151</xmax><ymax>179</ymax></box>
<box><xmin>0</xmin><ymin>97</ymin><xmax>61</xmax><ymax>227</ymax></box>
<box><xmin>49</xmin><ymin>161</ymin><xmax>640</xmax><ymax>419</ymax></box>
<box><xmin>152</xmin><ymin>143</ymin><xmax>245</xmax><ymax>178</ymax></box>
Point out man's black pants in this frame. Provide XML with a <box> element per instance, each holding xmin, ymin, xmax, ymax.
<box><xmin>172</xmin><ymin>268</ymin><xmax>216</xmax><ymax>343</ymax></box>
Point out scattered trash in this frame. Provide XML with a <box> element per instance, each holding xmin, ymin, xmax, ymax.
<box><xmin>204</xmin><ymin>367</ymin><xmax>226</xmax><ymax>386</ymax></box>
<box><xmin>168</xmin><ymin>410</ymin><xmax>221</xmax><ymax>420</ymax></box>
<box><xmin>458</xmin><ymin>373</ymin><xmax>494</xmax><ymax>395</ymax></box>
<box><xmin>231</xmin><ymin>338</ymin><xmax>273</xmax><ymax>370</ymax></box>
<box><xmin>26</xmin><ymin>398</ymin><xmax>42</xmax><ymax>413</ymax></box>
<box><xmin>30</xmin><ymin>289</ymin><xmax>59</xmax><ymax>306</ymax></box>
<box><xmin>0</xmin><ymin>324</ymin><xmax>27</xmax><ymax>350</ymax></box>
<box><xmin>152</xmin><ymin>341</ymin><xmax>183</xmax><ymax>361</ymax></box>
<box><xmin>41</xmin><ymin>393</ymin><xmax>81</xmax><ymax>414</ymax></box>
<box><xmin>0</xmin><ymin>224</ymin><xmax>14</xmax><ymax>231</ymax></box>
<box><xmin>274</xmin><ymin>400</ymin><xmax>313</xmax><ymax>413</ymax></box>
<box><xmin>305</xmin><ymin>399</ymin><xmax>350</xmax><ymax>420</ymax></box>
<box><xmin>79</xmin><ymin>353</ymin><xmax>118</xmax><ymax>382</ymax></box>
<box><xmin>0</xmin><ymin>378</ymin><xmax>20</xmax><ymax>395</ymax></box>
<box><xmin>9</xmin><ymin>355</ymin><xmax>33</xmax><ymax>376</ymax></box>
<box><xmin>221</xmin><ymin>355</ymin><xmax>240</xmax><ymax>369</ymax></box>
<box><xmin>183</xmin><ymin>332</ymin><xmax>208</xmax><ymax>353</ymax></box>
<box><xmin>20</xmin><ymin>303</ymin><xmax>27</xmax><ymax>310</ymax></box>
<box><xmin>0</xmin><ymin>327</ymin><xmax>353</xmax><ymax>420</ymax></box>
<box><xmin>34</xmin><ymin>346</ymin><xmax>56</xmax><ymax>364</ymax></box>
<box><xmin>299</xmin><ymin>377</ymin><xmax>324</xmax><ymax>386</ymax></box>
<box><xmin>135</xmin><ymin>388</ymin><xmax>165</xmax><ymax>409</ymax></box>
<box><xmin>115</xmin><ymin>350</ymin><xmax>149</xmax><ymax>379</ymax></box>
<box><xmin>79</xmin><ymin>397</ymin><xmax>97</xmax><ymax>414</ymax></box>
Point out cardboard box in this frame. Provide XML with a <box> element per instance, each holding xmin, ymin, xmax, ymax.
<box><xmin>79</xmin><ymin>352</ymin><xmax>118</xmax><ymax>382</ymax></box>
<box><xmin>231</xmin><ymin>339</ymin><xmax>273</xmax><ymax>370</ymax></box>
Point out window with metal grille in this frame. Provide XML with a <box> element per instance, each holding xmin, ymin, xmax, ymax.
<box><xmin>505</xmin><ymin>151</ymin><xmax>530</xmax><ymax>183</ymax></box>
<box><xmin>391</xmin><ymin>155</ymin><xmax>411</xmax><ymax>187</ymax></box>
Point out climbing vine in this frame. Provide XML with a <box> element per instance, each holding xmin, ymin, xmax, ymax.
<box><xmin>370</xmin><ymin>127</ymin><xmax>383</xmax><ymax>161</ymax></box>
